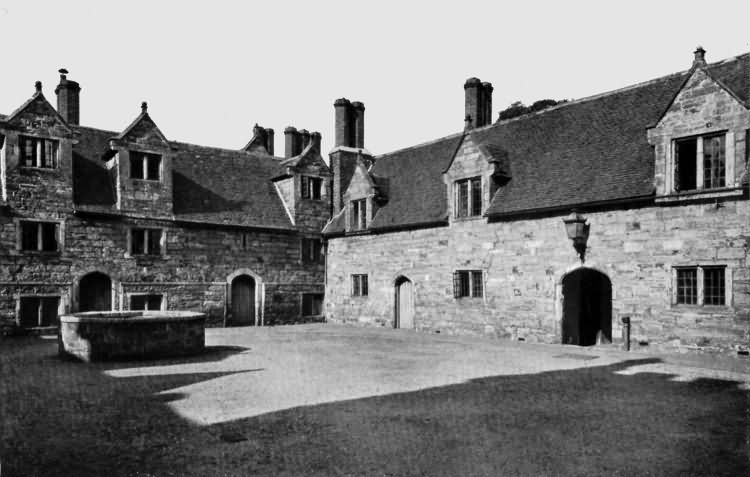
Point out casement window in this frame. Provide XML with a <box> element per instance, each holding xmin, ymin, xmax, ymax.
<box><xmin>130</xmin><ymin>151</ymin><xmax>161</xmax><ymax>181</ymax></box>
<box><xmin>453</xmin><ymin>270</ymin><xmax>483</xmax><ymax>298</ymax></box>
<box><xmin>454</xmin><ymin>177</ymin><xmax>482</xmax><ymax>218</ymax></box>
<box><xmin>675</xmin><ymin>266</ymin><xmax>727</xmax><ymax>306</ymax></box>
<box><xmin>301</xmin><ymin>237</ymin><xmax>323</xmax><ymax>263</ymax></box>
<box><xmin>20</xmin><ymin>221</ymin><xmax>59</xmax><ymax>252</ymax></box>
<box><xmin>18</xmin><ymin>296</ymin><xmax>60</xmax><ymax>328</ymax></box>
<box><xmin>130</xmin><ymin>228</ymin><xmax>163</xmax><ymax>256</ymax></box>
<box><xmin>302</xmin><ymin>293</ymin><xmax>324</xmax><ymax>316</ymax></box>
<box><xmin>351</xmin><ymin>274</ymin><xmax>368</xmax><ymax>297</ymax></box>
<box><xmin>130</xmin><ymin>294</ymin><xmax>163</xmax><ymax>311</ymax></box>
<box><xmin>19</xmin><ymin>135</ymin><xmax>58</xmax><ymax>168</ymax></box>
<box><xmin>351</xmin><ymin>199</ymin><xmax>367</xmax><ymax>230</ymax></box>
<box><xmin>674</xmin><ymin>133</ymin><xmax>726</xmax><ymax>191</ymax></box>
<box><xmin>301</xmin><ymin>176</ymin><xmax>323</xmax><ymax>200</ymax></box>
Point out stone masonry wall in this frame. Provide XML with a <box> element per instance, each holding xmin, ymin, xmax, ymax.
<box><xmin>325</xmin><ymin>200</ymin><xmax>750</xmax><ymax>354</ymax></box>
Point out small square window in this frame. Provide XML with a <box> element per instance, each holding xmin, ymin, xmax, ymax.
<box><xmin>130</xmin><ymin>294</ymin><xmax>163</xmax><ymax>311</ymax></box>
<box><xmin>19</xmin><ymin>221</ymin><xmax>59</xmax><ymax>252</ymax></box>
<box><xmin>453</xmin><ymin>270</ymin><xmax>483</xmax><ymax>298</ymax></box>
<box><xmin>19</xmin><ymin>136</ymin><xmax>58</xmax><ymax>169</ymax></box>
<box><xmin>19</xmin><ymin>296</ymin><xmax>59</xmax><ymax>328</ymax></box>
<box><xmin>352</xmin><ymin>274</ymin><xmax>368</xmax><ymax>297</ymax></box>
<box><xmin>130</xmin><ymin>151</ymin><xmax>161</xmax><ymax>181</ymax></box>
<box><xmin>301</xmin><ymin>176</ymin><xmax>323</xmax><ymax>200</ymax></box>
<box><xmin>674</xmin><ymin>133</ymin><xmax>726</xmax><ymax>192</ymax></box>
<box><xmin>674</xmin><ymin>266</ymin><xmax>727</xmax><ymax>307</ymax></box>
<box><xmin>301</xmin><ymin>238</ymin><xmax>323</xmax><ymax>263</ymax></box>
<box><xmin>131</xmin><ymin>228</ymin><xmax>163</xmax><ymax>256</ymax></box>
<box><xmin>302</xmin><ymin>293</ymin><xmax>323</xmax><ymax>316</ymax></box>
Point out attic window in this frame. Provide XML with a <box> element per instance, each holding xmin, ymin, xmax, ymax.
<box><xmin>301</xmin><ymin>176</ymin><xmax>323</xmax><ymax>200</ymax></box>
<box><xmin>351</xmin><ymin>199</ymin><xmax>367</xmax><ymax>230</ymax></box>
<box><xmin>19</xmin><ymin>136</ymin><xmax>58</xmax><ymax>168</ymax></box>
<box><xmin>674</xmin><ymin>133</ymin><xmax>726</xmax><ymax>192</ymax></box>
<box><xmin>455</xmin><ymin>177</ymin><xmax>482</xmax><ymax>218</ymax></box>
<box><xmin>130</xmin><ymin>228</ymin><xmax>163</xmax><ymax>256</ymax></box>
<box><xmin>130</xmin><ymin>151</ymin><xmax>161</xmax><ymax>181</ymax></box>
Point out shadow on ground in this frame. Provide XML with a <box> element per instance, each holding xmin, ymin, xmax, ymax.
<box><xmin>1</xmin><ymin>338</ymin><xmax>748</xmax><ymax>477</ymax></box>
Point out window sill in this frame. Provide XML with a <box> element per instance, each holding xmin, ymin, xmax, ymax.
<box><xmin>350</xmin><ymin>295</ymin><xmax>369</xmax><ymax>299</ymax></box>
<box><xmin>656</xmin><ymin>186</ymin><xmax>744</xmax><ymax>204</ymax></box>
<box><xmin>130</xmin><ymin>178</ymin><xmax>162</xmax><ymax>184</ymax></box>
<box><xmin>19</xmin><ymin>250</ymin><xmax>61</xmax><ymax>256</ymax></box>
<box><xmin>455</xmin><ymin>296</ymin><xmax>483</xmax><ymax>300</ymax></box>
<box><xmin>671</xmin><ymin>304</ymin><xmax>733</xmax><ymax>313</ymax></box>
<box><xmin>452</xmin><ymin>215</ymin><xmax>484</xmax><ymax>223</ymax></box>
<box><xmin>19</xmin><ymin>166</ymin><xmax>58</xmax><ymax>172</ymax></box>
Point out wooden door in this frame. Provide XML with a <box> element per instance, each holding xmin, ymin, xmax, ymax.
<box><xmin>231</xmin><ymin>275</ymin><xmax>256</xmax><ymax>326</ymax></box>
<box><xmin>79</xmin><ymin>273</ymin><xmax>112</xmax><ymax>312</ymax></box>
<box><xmin>396</xmin><ymin>278</ymin><xmax>414</xmax><ymax>329</ymax></box>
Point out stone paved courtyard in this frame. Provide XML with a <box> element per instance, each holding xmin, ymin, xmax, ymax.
<box><xmin>1</xmin><ymin>324</ymin><xmax>749</xmax><ymax>477</ymax></box>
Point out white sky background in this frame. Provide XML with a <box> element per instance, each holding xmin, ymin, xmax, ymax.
<box><xmin>0</xmin><ymin>1</ymin><xmax>749</xmax><ymax>155</ymax></box>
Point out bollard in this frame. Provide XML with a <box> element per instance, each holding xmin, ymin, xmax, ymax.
<box><xmin>621</xmin><ymin>316</ymin><xmax>631</xmax><ymax>351</ymax></box>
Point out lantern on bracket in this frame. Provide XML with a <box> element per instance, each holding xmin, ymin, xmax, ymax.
<box><xmin>563</xmin><ymin>210</ymin><xmax>590</xmax><ymax>262</ymax></box>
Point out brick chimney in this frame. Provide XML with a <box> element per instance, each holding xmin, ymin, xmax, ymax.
<box><xmin>464</xmin><ymin>78</ymin><xmax>493</xmax><ymax>129</ymax></box>
<box><xmin>55</xmin><ymin>68</ymin><xmax>81</xmax><ymax>125</ymax></box>
<box><xmin>310</xmin><ymin>131</ymin><xmax>322</xmax><ymax>152</ymax></box>
<box><xmin>265</xmin><ymin>128</ymin><xmax>274</xmax><ymax>155</ymax></box>
<box><xmin>299</xmin><ymin>129</ymin><xmax>311</xmax><ymax>149</ymax></box>
<box><xmin>693</xmin><ymin>46</ymin><xmax>707</xmax><ymax>68</ymax></box>
<box><xmin>285</xmin><ymin>126</ymin><xmax>305</xmax><ymax>157</ymax></box>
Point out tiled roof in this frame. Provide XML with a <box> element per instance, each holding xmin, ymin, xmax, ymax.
<box><xmin>69</xmin><ymin>126</ymin><xmax>294</xmax><ymax>229</ymax></box>
<box><xmin>326</xmin><ymin>52</ymin><xmax>749</xmax><ymax>233</ymax></box>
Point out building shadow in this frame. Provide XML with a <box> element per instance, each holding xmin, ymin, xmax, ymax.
<box><xmin>2</xmin><ymin>340</ymin><xmax>748</xmax><ymax>477</ymax></box>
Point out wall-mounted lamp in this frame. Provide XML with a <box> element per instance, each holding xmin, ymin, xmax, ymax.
<box><xmin>563</xmin><ymin>210</ymin><xmax>590</xmax><ymax>262</ymax></box>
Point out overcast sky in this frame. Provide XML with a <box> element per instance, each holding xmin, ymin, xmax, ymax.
<box><xmin>1</xmin><ymin>1</ymin><xmax>749</xmax><ymax>156</ymax></box>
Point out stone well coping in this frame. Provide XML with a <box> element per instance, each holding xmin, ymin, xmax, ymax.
<box><xmin>59</xmin><ymin>311</ymin><xmax>206</xmax><ymax>324</ymax></box>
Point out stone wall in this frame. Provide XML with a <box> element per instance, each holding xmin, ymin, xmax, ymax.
<box><xmin>0</xmin><ymin>213</ymin><xmax>325</xmax><ymax>333</ymax></box>
<box><xmin>325</xmin><ymin>200</ymin><xmax>750</xmax><ymax>354</ymax></box>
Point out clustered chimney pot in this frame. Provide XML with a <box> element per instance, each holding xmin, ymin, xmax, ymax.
<box><xmin>333</xmin><ymin>98</ymin><xmax>365</xmax><ymax>148</ymax></box>
<box><xmin>464</xmin><ymin>77</ymin><xmax>493</xmax><ymax>130</ymax></box>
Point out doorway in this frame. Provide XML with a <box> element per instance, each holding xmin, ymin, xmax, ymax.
<box><xmin>395</xmin><ymin>276</ymin><xmax>414</xmax><ymax>329</ymax></box>
<box><xmin>231</xmin><ymin>275</ymin><xmax>256</xmax><ymax>326</ymax></box>
<box><xmin>562</xmin><ymin>268</ymin><xmax>612</xmax><ymax>346</ymax></box>
<box><xmin>79</xmin><ymin>272</ymin><xmax>112</xmax><ymax>312</ymax></box>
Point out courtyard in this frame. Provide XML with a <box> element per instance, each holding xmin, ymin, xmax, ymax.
<box><xmin>1</xmin><ymin>324</ymin><xmax>749</xmax><ymax>477</ymax></box>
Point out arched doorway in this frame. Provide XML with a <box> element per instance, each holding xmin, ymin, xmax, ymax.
<box><xmin>394</xmin><ymin>276</ymin><xmax>414</xmax><ymax>329</ymax></box>
<box><xmin>231</xmin><ymin>275</ymin><xmax>256</xmax><ymax>326</ymax></box>
<box><xmin>562</xmin><ymin>268</ymin><xmax>612</xmax><ymax>346</ymax></box>
<box><xmin>79</xmin><ymin>272</ymin><xmax>112</xmax><ymax>312</ymax></box>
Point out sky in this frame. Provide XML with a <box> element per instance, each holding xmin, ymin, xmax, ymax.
<box><xmin>1</xmin><ymin>1</ymin><xmax>749</xmax><ymax>156</ymax></box>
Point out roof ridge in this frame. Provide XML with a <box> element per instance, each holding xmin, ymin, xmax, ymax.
<box><xmin>375</xmin><ymin>131</ymin><xmax>466</xmax><ymax>159</ymax></box>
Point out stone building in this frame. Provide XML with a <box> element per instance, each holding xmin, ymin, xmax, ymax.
<box><xmin>323</xmin><ymin>48</ymin><xmax>750</xmax><ymax>354</ymax></box>
<box><xmin>0</xmin><ymin>70</ymin><xmax>330</xmax><ymax>333</ymax></box>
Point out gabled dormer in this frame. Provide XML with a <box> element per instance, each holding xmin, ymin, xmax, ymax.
<box><xmin>444</xmin><ymin>132</ymin><xmax>502</xmax><ymax>223</ymax></box>
<box><xmin>0</xmin><ymin>81</ymin><xmax>76</xmax><ymax>210</ymax></box>
<box><xmin>343</xmin><ymin>158</ymin><xmax>383</xmax><ymax>233</ymax></box>
<box><xmin>272</xmin><ymin>129</ymin><xmax>332</xmax><ymax>232</ymax></box>
<box><xmin>648</xmin><ymin>47</ymin><xmax>750</xmax><ymax>203</ymax></box>
<box><xmin>105</xmin><ymin>102</ymin><xmax>175</xmax><ymax>217</ymax></box>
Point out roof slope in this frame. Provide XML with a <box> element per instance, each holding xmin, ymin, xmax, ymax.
<box><xmin>68</xmin><ymin>125</ymin><xmax>293</xmax><ymax>229</ymax></box>
<box><xmin>326</xmin><ymin>52</ymin><xmax>749</xmax><ymax>233</ymax></box>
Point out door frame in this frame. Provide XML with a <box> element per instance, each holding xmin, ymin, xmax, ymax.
<box><xmin>393</xmin><ymin>274</ymin><xmax>415</xmax><ymax>329</ymax></box>
<box><xmin>226</xmin><ymin>269</ymin><xmax>264</xmax><ymax>326</ymax></box>
<box><xmin>555</xmin><ymin>263</ymin><xmax>613</xmax><ymax>345</ymax></box>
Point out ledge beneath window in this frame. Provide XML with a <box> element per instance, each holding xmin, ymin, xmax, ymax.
<box><xmin>656</xmin><ymin>187</ymin><xmax>745</xmax><ymax>204</ymax></box>
<box><xmin>452</xmin><ymin>215</ymin><xmax>484</xmax><ymax>223</ymax></box>
<box><xmin>670</xmin><ymin>304</ymin><xmax>733</xmax><ymax>314</ymax></box>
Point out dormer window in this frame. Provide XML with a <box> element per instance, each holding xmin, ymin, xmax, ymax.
<box><xmin>130</xmin><ymin>151</ymin><xmax>161</xmax><ymax>181</ymax></box>
<box><xmin>454</xmin><ymin>177</ymin><xmax>482</xmax><ymax>218</ymax></box>
<box><xmin>351</xmin><ymin>199</ymin><xmax>367</xmax><ymax>230</ymax></box>
<box><xmin>301</xmin><ymin>176</ymin><xmax>322</xmax><ymax>200</ymax></box>
<box><xmin>674</xmin><ymin>133</ymin><xmax>726</xmax><ymax>191</ymax></box>
<box><xmin>19</xmin><ymin>135</ymin><xmax>58</xmax><ymax>168</ymax></box>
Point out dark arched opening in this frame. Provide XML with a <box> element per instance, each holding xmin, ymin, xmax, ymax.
<box><xmin>562</xmin><ymin>268</ymin><xmax>612</xmax><ymax>346</ymax></box>
<box><xmin>394</xmin><ymin>276</ymin><xmax>414</xmax><ymax>329</ymax></box>
<box><xmin>230</xmin><ymin>275</ymin><xmax>256</xmax><ymax>326</ymax></box>
<box><xmin>79</xmin><ymin>272</ymin><xmax>112</xmax><ymax>312</ymax></box>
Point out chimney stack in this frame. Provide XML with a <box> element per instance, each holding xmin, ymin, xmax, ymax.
<box><xmin>55</xmin><ymin>68</ymin><xmax>81</xmax><ymax>125</ymax></box>
<box><xmin>464</xmin><ymin>77</ymin><xmax>492</xmax><ymax>129</ymax></box>
<box><xmin>693</xmin><ymin>46</ymin><xmax>707</xmax><ymax>68</ymax></box>
<box><xmin>333</xmin><ymin>98</ymin><xmax>365</xmax><ymax>148</ymax></box>
<box><xmin>310</xmin><ymin>132</ymin><xmax>322</xmax><ymax>152</ymax></box>
<box><xmin>265</xmin><ymin>128</ymin><xmax>274</xmax><ymax>155</ymax></box>
<box><xmin>284</xmin><ymin>126</ymin><xmax>299</xmax><ymax>158</ymax></box>
<box><xmin>299</xmin><ymin>129</ymin><xmax>311</xmax><ymax>149</ymax></box>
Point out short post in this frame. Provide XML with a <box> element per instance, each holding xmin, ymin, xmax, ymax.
<box><xmin>621</xmin><ymin>316</ymin><xmax>631</xmax><ymax>351</ymax></box>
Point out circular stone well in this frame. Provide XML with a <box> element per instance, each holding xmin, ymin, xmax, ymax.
<box><xmin>59</xmin><ymin>311</ymin><xmax>206</xmax><ymax>362</ymax></box>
